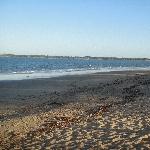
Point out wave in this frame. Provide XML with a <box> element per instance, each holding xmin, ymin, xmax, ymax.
<box><xmin>0</xmin><ymin>66</ymin><xmax>149</xmax><ymax>81</ymax></box>
<box><xmin>12</xmin><ymin>71</ymin><xmax>35</xmax><ymax>74</ymax></box>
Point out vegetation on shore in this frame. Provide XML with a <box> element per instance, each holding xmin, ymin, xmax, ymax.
<box><xmin>0</xmin><ymin>54</ymin><xmax>149</xmax><ymax>60</ymax></box>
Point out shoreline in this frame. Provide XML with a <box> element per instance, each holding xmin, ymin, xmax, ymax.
<box><xmin>1</xmin><ymin>54</ymin><xmax>150</xmax><ymax>61</ymax></box>
<box><xmin>0</xmin><ymin>67</ymin><xmax>150</xmax><ymax>81</ymax></box>
<box><xmin>0</xmin><ymin>68</ymin><xmax>149</xmax><ymax>81</ymax></box>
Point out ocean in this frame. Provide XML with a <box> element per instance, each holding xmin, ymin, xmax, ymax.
<box><xmin>0</xmin><ymin>56</ymin><xmax>150</xmax><ymax>80</ymax></box>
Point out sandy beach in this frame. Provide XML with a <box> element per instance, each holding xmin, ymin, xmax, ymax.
<box><xmin>0</xmin><ymin>70</ymin><xmax>150</xmax><ymax>149</ymax></box>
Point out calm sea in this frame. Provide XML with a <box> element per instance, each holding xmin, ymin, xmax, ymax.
<box><xmin>0</xmin><ymin>56</ymin><xmax>150</xmax><ymax>80</ymax></box>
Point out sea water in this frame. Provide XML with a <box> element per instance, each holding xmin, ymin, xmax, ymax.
<box><xmin>0</xmin><ymin>56</ymin><xmax>150</xmax><ymax>80</ymax></box>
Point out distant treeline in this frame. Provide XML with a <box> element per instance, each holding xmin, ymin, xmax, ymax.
<box><xmin>0</xmin><ymin>54</ymin><xmax>149</xmax><ymax>60</ymax></box>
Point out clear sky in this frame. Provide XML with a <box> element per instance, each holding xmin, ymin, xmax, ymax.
<box><xmin>0</xmin><ymin>0</ymin><xmax>150</xmax><ymax>57</ymax></box>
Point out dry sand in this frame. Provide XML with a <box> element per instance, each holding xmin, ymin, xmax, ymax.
<box><xmin>0</xmin><ymin>70</ymin><xmax>150</xmax><ymax>149</ymax></box>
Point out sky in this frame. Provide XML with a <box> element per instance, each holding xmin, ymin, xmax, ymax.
<box><xmin>0</xmin><ymin>0</ymin><xmax>150</xmax><ymax>58</ymax></box>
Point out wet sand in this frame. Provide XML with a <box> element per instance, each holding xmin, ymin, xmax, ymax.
<box><xmin>0</xmin><ymin>70</ymin><xmax>150</xmax><ymax>149</ymax></box>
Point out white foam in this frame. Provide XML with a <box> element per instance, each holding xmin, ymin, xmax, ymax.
<box><xmin>0</xmin><ymin>67</ymin><xmax>149</xmax><ymax>81</ymax></box>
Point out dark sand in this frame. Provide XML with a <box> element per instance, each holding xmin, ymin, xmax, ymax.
<box><xmin>0</xmin><ymin>70</ymin><xmax>150</xmax><ymax>149</ymax></box>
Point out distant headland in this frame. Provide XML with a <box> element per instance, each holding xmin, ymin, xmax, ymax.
<box><xmin>0</xmin><ymin>54</ymin><xmax>149</xmax><ymax>60</ymax></box>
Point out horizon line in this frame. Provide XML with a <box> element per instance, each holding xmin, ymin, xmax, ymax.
<box><xmin>0</xmin><ymin>53</ymin><xmax>149</xmax><ymax>60</ymax></box>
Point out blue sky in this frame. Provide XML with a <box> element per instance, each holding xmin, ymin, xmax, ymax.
<box><xmin>0</xmin><ymin>0</ymin><xmax>150</xmax><ymax>57</ymax></box>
